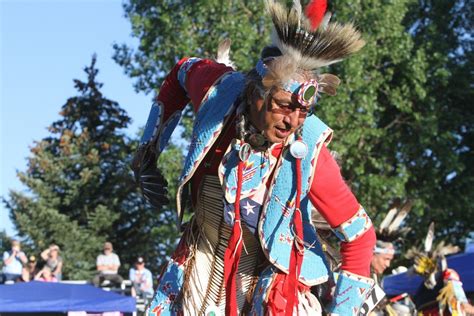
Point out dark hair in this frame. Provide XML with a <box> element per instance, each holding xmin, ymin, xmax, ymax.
<box><xmin>260</xmin><ymin>46</ymin><xmax>282</xmax><ymax>59</ymax></box>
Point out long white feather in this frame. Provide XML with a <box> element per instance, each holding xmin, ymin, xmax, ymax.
<box><xmin>379</xmin><ymin>208</ymin><xmax>398</xmax><ymax>231</ymax></box>
<box><xmin>387</xmin><ymin>201</ymin><xmax>412</xmax><ymax>233</ymax></box>
<box><xmin>424</xmin><ymin>222</ymin><xmax>435</xmax><ymax>253</ymax></box>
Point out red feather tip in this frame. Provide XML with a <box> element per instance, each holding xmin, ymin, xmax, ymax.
<box><xmin>305</xmin><ymin>0</ymin><xmax>327</xmax><ymax>30</ymax></box>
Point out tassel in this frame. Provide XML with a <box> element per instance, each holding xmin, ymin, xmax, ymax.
<box><xmin>284</xmin><ymin>145</ymin><xmax>305</xmax><ymax>315</ymax></box>
<box><xmin>305</xmin><ymin>0</ymin><xmax>327</xmax><ymax>30</ymax></box>
<box><xmin>224</xmin><ymin>158</ymin><xmax>244</xmax><ymax>316</ymax></box>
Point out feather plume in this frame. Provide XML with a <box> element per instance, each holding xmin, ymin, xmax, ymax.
<box><xmin>305</xmin><ymin>0</ymin><xmax>327</xmax><ymax>30</ymax></box>
<box><xmin>317</xmin><ymin>73</ymin><xmax>340</xmax><ymax>95</ymax></box>
<box><xmin>387</xmin><ymin>201</ymin><xmax>412</xmax><ymax>233</ymax></box>
<box><xmin>292</xmin><ymin>0</ymin><xmax>303</xmax><ymax>21</ymax></box>
<box><xmin>266</xmin><ymin>0</ymin><xmax>365</xmax><ymax>69</ymax></box>
<box><xmin>216</xmin><ymin>38</ymin><xmax>235</xmax><ymax>69</ymax></box>
<box><xmin>261</xmin><ymin>55</ymin><xmax>298</xmax><ymax>88</ymax></box>
<box><xmin>380</xmin><ymin>207</ymin><xmax>398</xmax><ymax>231</ymax></box>
<box><xmin>424</xmin><ymin>222</ymin><xmax>435</xmax><ymax>253</ymax></box>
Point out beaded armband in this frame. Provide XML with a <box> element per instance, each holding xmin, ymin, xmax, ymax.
<box><xmin>332</xmin><ymin>206</ymin><xmax>372</xmax><ymax>243</ymax></box>
<box><xmin>328</xmin><ymin>270</ymin><xmax>375</xmax><ymax>315</ymax></box>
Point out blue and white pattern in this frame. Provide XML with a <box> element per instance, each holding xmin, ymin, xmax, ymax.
<box><xmin>332</xmin><ymin>207</ymin><xmax>372</xmax><ymax>243</ymax></box>
<box><xmin>177</xmin><ymin>57</ymin><xmax>202</xmax><ymax>91</ymax></box>
<box><xmin>329</xmin><ymin>270</ymin><xmax>375</xmax><ymax>316</ymax></box>
<box><xmin>140</xmin><ymin>101</ymin><xmax>163</xmax><ymax>145</ymax></box>
<box><xmin>219</xmin><ymin>142</ymin><xmax>276</xmax><ymax>203</ymax></box>
<box><xmin>250</xmin><ymin>266</ymin><xmax>278</xmax><ymax>315</ymax></box>
<box><xmin>258</xmin><ymin>114</ymin><xmax>333</xmax><ymax>285</ymax></box>
<box><xmin>147</xmin><ymin>260</ymin><xmax>184</xmax><ymax>316</ymax></box>
<box><xmin>175</xmin><ymin>71</ymin><xmax>245</xmax><ymax>219</ymax></box>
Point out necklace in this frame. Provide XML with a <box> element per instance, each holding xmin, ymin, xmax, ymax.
<box><xmin>236</xmin><ymin>101</ymin><xmax>270</xmax><ymax>152</ymax></box>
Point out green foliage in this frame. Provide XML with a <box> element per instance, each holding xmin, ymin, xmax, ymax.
<box><xmin>114</xmin><ymin>0</ymin><xmax>473</xmax><ymax>255</ymax></box>
<box><xmin>113</xmin><ymin>0</ymin><xmax>269</xmax><ymax>93</ymax></box>
<box><xmin>4</xmin><ymin>56</ymin><xmax>178</xmax><ymax>279</ymax></box>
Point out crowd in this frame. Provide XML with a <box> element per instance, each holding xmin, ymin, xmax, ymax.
<box><xmin>1</xmin><ymin>240</ymin><xmax>153</xmax><ymax>300</ymax></box>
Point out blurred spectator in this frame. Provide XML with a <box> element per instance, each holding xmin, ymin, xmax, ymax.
<box><xmin>21</xmin><ymin>255</ymin><xmax>39</xmax><ymax>282</ymax></box>
<box><xmin>35</xmin><ymin>266</ymin><xmax>58</xmax><ymax>282</ymax></box>
<box><xmin>1</xmin><ymin>240</ymin><xmax>27</xmax><ymax>283</ymax></box>
<box><xmin>41</xmin><ymin>244</ymin><xmax>63</xmax><ymax>281</ymax></box>
<box><xmin>128</xmin><ymin>256</ymin><xmax>153</xmax><ymax>299</ymax></box>
<box><xmin>92</xmin><ymin>242</ymin><xmax>123</xmax><ymax>287</ymax></box>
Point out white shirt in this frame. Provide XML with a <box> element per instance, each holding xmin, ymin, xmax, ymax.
<box><xmin>96</xmin><ymin>253</ymin><xmax>120</xmax><ymax>274</ymax></box>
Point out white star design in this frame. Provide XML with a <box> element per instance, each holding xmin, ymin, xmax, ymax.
<box><xmin>243</xmin><ymin>201</ymin><xmax>255</xmax><ymax>216</ymax></box>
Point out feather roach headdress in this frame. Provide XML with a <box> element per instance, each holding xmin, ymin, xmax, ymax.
<box><xmin>374</xmin><ymin>201</ymin><xmax>412</xmax><ymax>255</ymax></box>
<box><xmin>406</xmin><ymin>222</ymin><xmax>460</xmax><ymax>289</ymax></box>
<box><xmin>256</xmin><ymin>0</ymin><xmax>365</xmax><ymax>106</ymax></box>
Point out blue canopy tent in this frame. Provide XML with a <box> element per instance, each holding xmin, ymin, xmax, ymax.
<box><xmin>383</xmin><ymin>252</ymin><xmax>474</xmax><ymax>297</ymax></box>
<box><xmin>0</xmin><ymin>281</ymin><xmax>136</xmax><ymax>313</ymax></box>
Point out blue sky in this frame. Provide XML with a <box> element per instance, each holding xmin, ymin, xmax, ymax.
<box><xmin>1</xmin><ymin>0</ymin><xmax>152</xmax><ymax>236</ymax></box>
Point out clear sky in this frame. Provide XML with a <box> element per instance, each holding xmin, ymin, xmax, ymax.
<box><xmin>1</xmin><ymin>0</ymin><xmax>152</xmax><ymax>236</ymax></box>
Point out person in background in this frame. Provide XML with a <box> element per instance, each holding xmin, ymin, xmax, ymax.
<box><xmin>371</xmin><ymin>241</ymin><xmax>395</xmax><ymax>278</ymax></box>
<box><xmin>41</xmin><ymin>244</ymin><xmax>63</xmax><ymax>281</ymax></box>
<box><xmin>1</xmin><ymin>239</ymin><xmax>27</xmax><ymax>283</ymax></box>
<box><xmin>129</xmin><ymin>256</ymin><xmax>153</xmax><ymax>300</ymax></box>
<box><xmin>92</xmin><ymin>241</ymin><xmax>123</xmax><ymax>287</ymax></box>
<box><xmin>35</xmin><ymin>266</ymin><xmax>58</xmax><ymax>282</ymax></box>
<box><xmin>21</xmin><ymin>255</ymin><xmax>39</xmax><ymax>282</ymax></box>
<box><xmin>370</xmin><ymin>202</ymin><xmax>413</xmax><ymax>315</ymax></box>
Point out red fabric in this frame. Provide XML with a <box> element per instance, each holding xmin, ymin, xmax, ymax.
<box><xmin>308</xmin><ymin>146</ymin><xmax>375</xmax><ymax>276</ymax></box>
<box><xmin>267</xmin><ymin>273</ymin><xmax>310</xmax><ymax>315</ymax></box>
<box><xmin>223</xmin><ymin>160</ymin><xmax>244</xmax><ymax>316</ymax></box>
<box><xmin>284</xmin><ymin>157</ymin><xmax>305</xmax><ymax>315</ymax></box>
<box><xmin>305</xmin><ymin>0</ymin><xmax>327</xmax><ymax>30</ymax></box>
<box><xmin>156</xmin><ymin>57</ymin><xmax>232</xmax><ymax>122</ymax></box>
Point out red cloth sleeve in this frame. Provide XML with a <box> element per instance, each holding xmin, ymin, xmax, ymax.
<box><xmin>308</xmin><ymin>146</ymin><xmax>376</xmax><ymax>277</ymax></box>
<box><xmin>156</xmin><ymin>58</ymin><xmax>190</xmax><ymax>121</ymax></box>
<box><xmin>184</xmin><ymin>59</ymin><xmax>234</xmax><ymax>112</ymax></box>
<box><xmin>156</xmin><ymin>57</ymin><xmax>233</xmax><ymax>122</ymax></box>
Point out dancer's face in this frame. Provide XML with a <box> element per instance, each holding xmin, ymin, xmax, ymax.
<box><xmin>371</xmin><ymin>252</ymin><xmax>394</xmax><ymax>275</ymax></box>
<box><xmin>249</xmin><ymin>87</ymin><xmax>308</xmax><ymax>144</ymax></box>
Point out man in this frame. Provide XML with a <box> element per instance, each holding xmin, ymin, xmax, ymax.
<box><xmin>372</xmin><ymin>241</ymin><xmax>396</xmax><ymax>281</ymax></box>
<box><xmin>370</xmin><ymin>202</ymin><xmax>412</xmax><ymax>315</ymax></box>
<box><xmin>92</xmin><ymin>242</ymin><xmax>123</xmax><ymax>287</ymax></box>
<box><xmin>129</xmin><ymin>256</ymin><xmax>153</xmax><ymax>300</ymax></box>
<box><xmin>2</xmin><ymin>240</ymin><xmax>27</xmax><ymax>283</ymax></box>
<box><xmin>134</xmin><ymin>1</ymin><xmax>376</xmax><ymax>314</ymax></box>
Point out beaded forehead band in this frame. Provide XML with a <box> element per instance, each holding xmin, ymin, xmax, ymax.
<box><xmin>256</xmin><ymin>59</ymin><xmax>318</xmax><ymax>108</ymax></box>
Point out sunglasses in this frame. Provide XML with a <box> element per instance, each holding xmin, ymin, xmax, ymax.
<box><xmin>268</xmin><ymin>97</ymin><xmax>309</xmax><ymax>119</ymax></box>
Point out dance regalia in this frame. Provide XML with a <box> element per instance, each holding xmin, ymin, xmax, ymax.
<box><xmin>134</xmin><ymin>1</ymin><xmax>378</xmax><ymax>315</ymax></box>
<box><xmin>143</xmin><ymin>57</ymin><xmax>375</xmax><ymax>315</ymax></box>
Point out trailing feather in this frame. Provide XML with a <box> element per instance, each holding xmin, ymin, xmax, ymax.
<box><xmin>216</xmin><ymin>38</ymin><xmax>235</xmax><ymax>69</ymax></box>
<box><xmin>387</xmin><ymin>201</ymin><xmax>412</xmax><ymax>233</ymax></box>
<box><xmin>424</xmin><ymin>222</ymin><xmax>435</xmax><ymax>253</ymax></box>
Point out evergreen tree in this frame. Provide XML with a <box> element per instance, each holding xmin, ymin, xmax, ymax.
<box><xmin>4</xmin><ymin>56</ymin><xmax>178</xmax><ymax>279</ymax></box>
<box><xmin>114</xmin><ymin>0</ymin><xmax>473</xmax><ymax>250</ymax></box>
